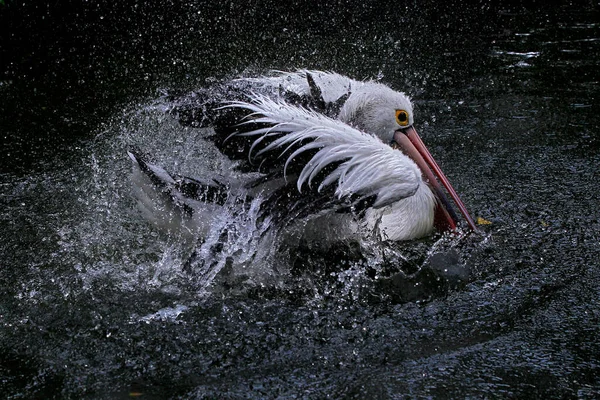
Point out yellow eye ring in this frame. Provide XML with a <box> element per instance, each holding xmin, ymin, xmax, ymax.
<box><xmin>395</xmin><ymin>110</ymin><xmax>409</xmax><ymax>126</ymax></box>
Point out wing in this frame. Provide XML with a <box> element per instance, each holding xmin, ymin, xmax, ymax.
<box><xmin>171</xmin><ymin>70</ymin><xmax>357</xmax><ymax>159</ymax></box>
<box><xmin>128</xmin><ymin>151</ymin><xmax>229</xmax><ymax>216</ymax></box>
<box><xmin>228</xmin><ymin>94</ymin><xmax>422</xmax><ymax>209</ymax></box>
<box><xmin>170</xmin><ymin>70</ymin><xmax>355</xmax><ymax>129</ymax></box>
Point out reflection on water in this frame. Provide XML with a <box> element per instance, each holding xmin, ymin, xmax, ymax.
<box><xmin>1</xmin><ymin>2</ymin><xmax>600</xmax><ymax>398</ymax></box>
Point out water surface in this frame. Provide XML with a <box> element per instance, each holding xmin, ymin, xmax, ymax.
<box><xmin>1</xmin><ymin>1</ymin><xmax>599</xmax><ymax>398</ymax></box>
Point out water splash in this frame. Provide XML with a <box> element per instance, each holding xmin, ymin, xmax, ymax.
<box><xmin>41</xmin><ymin>93</ymin><xmax>485</xmax><ymax>306</ymax></box>
<box><xmin>185</xmin><ymin>194</ymin><xmax>276</xmax><ymax>297</ymax></box>
<box><xmin>135</xmin><ymin>304</ymin><xmax>189</xmax><ymax>323</ymax></box>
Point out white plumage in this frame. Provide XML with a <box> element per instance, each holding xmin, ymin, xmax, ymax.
<box><xmin>229</xmin><ymin>94</ymin><xmax>421</xmax><ymax>208</ymax></box>
<box><xmin>129</xmin><ymin>70</ymin><xmax>473</xmax><ymax>244</ymax></box>
<box><xmin>239</xmin><ymin>70</ymin><xmax>415</xmax><ymax>137</ymax></box>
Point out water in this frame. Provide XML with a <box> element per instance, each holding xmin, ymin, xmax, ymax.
<box><xmin>2</xmin><ymin>1</ymin><xmax>600</xmax><ymax>398</ymax></box>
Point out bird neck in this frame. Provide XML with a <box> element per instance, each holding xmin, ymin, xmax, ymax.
<box><xmin>367</xmin><ymin>182</ymin><xmax>436</xmax><ymax>241</ymax></box>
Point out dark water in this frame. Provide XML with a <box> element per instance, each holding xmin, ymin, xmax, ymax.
<box><xmin>2</xmin><ymin>1</ymin><xmax>600</xmax><ymax>398</ymax></box>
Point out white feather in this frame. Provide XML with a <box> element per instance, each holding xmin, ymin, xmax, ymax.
<box><xmin>238</xmin><ymin>70</ymin><xmax>414</xmax><ymax>141</ymax></box>
<box><xmin>228</xmin><ymin>94</ymin><xmax>422</xmax><ymax>208</ymax></box>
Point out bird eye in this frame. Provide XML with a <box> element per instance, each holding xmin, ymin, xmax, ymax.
<box><xmin>395</xmin><ymin>110</ymin><xmax>409</xmax><ymax>126</ymax></box>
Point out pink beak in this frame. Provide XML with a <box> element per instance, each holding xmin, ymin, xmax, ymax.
<box><xmin>393</xmin><ymin>126</ymin><xmax>477</xmax><ymax>232</ymax></box>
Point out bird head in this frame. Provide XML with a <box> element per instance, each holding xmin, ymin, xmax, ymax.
<box><xmin>339</xmin><ymin>83</ymin><xmax>414</xmax><ymax>143</ymax></box>
<box><xmin>340</xmin><ymin>81</ymin><xmax>477</xmax><ymax>233</ymax></box>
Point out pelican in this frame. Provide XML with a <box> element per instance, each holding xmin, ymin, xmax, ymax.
<box><xmin>129</xmin><ymin>70</ymin><xmax>476</xmax><ymax>246</ymax></box>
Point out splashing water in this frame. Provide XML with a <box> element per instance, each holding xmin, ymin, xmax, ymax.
<box><xmin>40</xmin><ymin>92</ymin><xmax>480</xmax><ymax>306</ymax></box>
<box><xmin>50</xmin><ymin>96</ymin><xmax>286</xmax><ymax>301</ymax></box>
<box><xmin>185</xmin><ymin>194</ymin><xmax>276</xmax><ymax>296</ymax></box>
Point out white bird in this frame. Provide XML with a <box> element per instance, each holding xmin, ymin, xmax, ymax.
<box><xmin>129</xmin><ymin>70</ymin><xmax>476</xmax><ymax>247</ymax></box>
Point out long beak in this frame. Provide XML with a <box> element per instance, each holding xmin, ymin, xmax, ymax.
<box><xmin>393</xmin><ymin>126</ymin><xmax>477</xmax><ymax>232</ymax></box>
